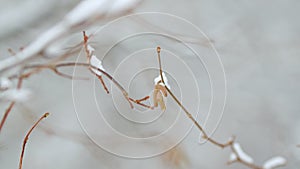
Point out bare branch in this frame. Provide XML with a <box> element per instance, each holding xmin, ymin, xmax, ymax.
<box><xmin>19</xmin><ymin>112</ymin><xmax>49</xmax><ymax>169</ymax></box>
<box><xmin>155</xmin><ymin>46</ymin><xmax>286</xmax><ymax>169</ymax></box>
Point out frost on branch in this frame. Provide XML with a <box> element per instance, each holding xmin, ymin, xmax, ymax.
<box><xmin>232</xmin><ymin>142</ymin><xmax>254</xmax><ymax>164</ymax></box>
<box><xmin>263</xmin><ymin>156</ymin><xmax>287</xmax><ymax>169</ymax></box>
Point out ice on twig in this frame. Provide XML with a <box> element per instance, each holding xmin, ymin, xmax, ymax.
<box><xmin>0</xmin><ymin>89</ymin><xmax>32</xmax><ymax>102</ymax></box>
<box><xmin>154</xmin><ymin>72</ymin><xmax>171</xmax><ymax>89</ymax></box>
<box><xmin>233</xmin><ymin>142</ymin><xmax>254</xmax><ymax>164</ymax></box>
<box><xmin>0</xmin><ymin>78</ymin><xmax>12</xmax><ymax>90</ymax></box>
<box><xmin>90</xmin><ymin>55</ymin><xmax>105</xmax><ymax>76</ymax></box>
<box><xmin>85</xmin><ymin>44</ymin><xmax>104</xmax><ymax>76</ymax></box>
<box><xmin>263</xmin><ymin>156</ymin><xmax>286</xmax><ymax>169</ymax></box>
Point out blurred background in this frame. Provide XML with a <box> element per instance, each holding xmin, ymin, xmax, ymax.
<box><xmin>0</xmin><ymin>0</ymin><xmax>299</xmax><ymax>169</ymax></box>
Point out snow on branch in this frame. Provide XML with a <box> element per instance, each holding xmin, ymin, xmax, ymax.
<box><xmin>263</xmin><ymin>156</ymin><xmax>287</xmax><ymax>169</ymax></box>
<box><xmin>154</xmin><ymin>72</ymin><xmax>171</xmax><ymax>89</ymax></box>
<box><xmin>0</xmin><ymin>89</ymin><xmax>32</xmax><ymax>102</ymax></box>
<box><xmin>0</xmin><ymin>0</ymin><xmax>141</xmax><ymax>74</ymax></box>
<box><xmin>232</xmin><ymin>142</ymin><xmax>254</xmax><ymax>164</ymax></box>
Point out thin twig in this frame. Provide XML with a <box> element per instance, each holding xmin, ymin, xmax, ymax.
<box><xmin>0</xmin><ymin>61</ymin><xmax>86</xmax><ymax>134</ymax></box>
<box><xmin>23</xmin><ymin>64</ymin><xmax>88</xmax><ymax>80</ymax></box>
<box><xmin>83</xmin><ymin>31</ymin><xmax>111</xmax><ymax>94</ymax></box>
<box><xmin>82</xmin><ymin>31</ymin><xmax>152</xmax><ymax>109</ymax></box>
<box><xmin>19</xmin><ymin>112</ymin><xmax>49</xmax><ymax>169</ymax></box>
<box><xmin>0</xmin><ymin>102</ymin><xmax>16</xmax><ymax>133</ymax></box>
<box><xmin>156</xmin><ymin>47</ymin><xmax>164</xmax><ymax>83</ymax></box>
<box><xmin>1</xmin><ymin>57</ymin><xmax>86</xmax><ymax>134</ymax></box>
<box><xmin>129</xmin><ymin>97</ymin><xmax>153</xmax><ymax>109</ymax></box>
<box><xmin>83</xmin><ymin>31</ymin><xmax>132</xmax><ymax>108</ymax></box>
<box><xmin>97</xmin><ymin>76</ymin><xmax>109</xmax><ymax>94</ymax></box>
<box><xmin>156</xmin><ymin>47</ymin><xmax>229</xmax><ymax>148</ymax></box>
<box><xmin>24</xmin><ymin>61</ymin><xmax>153</xmax><ymax>110</ymax></box>
<box><xmin>155</xmin><ymin>46</ymin><xmax>269</xmax><ymax>169</ymax></box>
<box><xmin>136</xmin><ymin>96</ymin><xmax>150</xmax><ymax>102</ymax></box>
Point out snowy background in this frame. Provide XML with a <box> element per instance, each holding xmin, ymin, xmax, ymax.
<box><xmin>0</xmin><ymin>0</ymin><xmax>299</xmax><ymax>169</ymax></box>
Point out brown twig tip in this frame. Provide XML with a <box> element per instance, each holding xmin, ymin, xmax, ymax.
<box><xmin>136</xmin><ymin>96</ymin><xmax>150</xmax><ymax>102</ymax></box>
<box><xmin>44</xmin><ymin>112</ymin><xmax>50</xmax><ymax>118</ymax></box>
<box><xmin>157</xmin><ymin>46</ymin><xmax>161</xmax><ymax>53</ymax></box>
<box><xmin>128</xmin><ymin>96</ymin><xmax>153</xmax><ymax>109</ymax></box>
<box><xmin>19</xmin><ymin>112</ymin><xmax>50</xmax><ymax>169</ymax></box>
<box><xmin>83</xmin><ymin>31</ymin><xmax>88</xmax><ymax>42</ymax></box>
